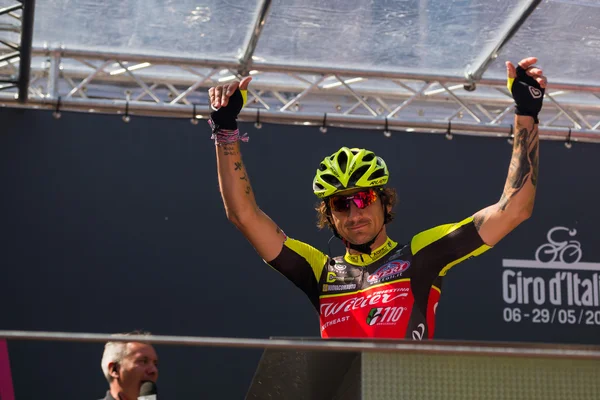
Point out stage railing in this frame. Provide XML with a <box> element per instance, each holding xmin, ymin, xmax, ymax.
<box><xmin>1</xmin><ymin>330</ymin><xmax>599</xmax><ymax>399</ymax></box>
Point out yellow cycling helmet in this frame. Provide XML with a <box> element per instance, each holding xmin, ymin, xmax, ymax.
<box><xmin>313</xmin><ymin>147</ymin><xmax>389</xmax><ymax>198</ymax></box>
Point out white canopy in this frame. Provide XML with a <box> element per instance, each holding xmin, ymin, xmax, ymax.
<box><xmin>1</xmin><ymin>0</ymin><xmax>599</xmax><ymax>142</ymax></box>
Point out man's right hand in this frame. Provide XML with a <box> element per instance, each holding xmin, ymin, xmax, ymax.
<box><xmin>209</xmin><ymin>76</ymin><xmax>252</xmax><ymax>109</ymax></box>
<box><xmin>208</xmin><ymin>76</ymin><xmax>252</xmax><ymax>131</ymax></box>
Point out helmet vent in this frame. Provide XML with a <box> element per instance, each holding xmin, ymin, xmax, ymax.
<box><xmin>369</xmin><ymin>169</ymin><xmax>385</xmax><ymax>179</ymax></box>
<box><xmin>363</xmin><ymin>153</ymin><xmax>374</xmax><ymax>162</ymax></box>
<box><xmin>322</xmin><ymin>174</ymin><xmax>340</xmax><ymax>187</ymax></box>
<box><xmin>349</xmin><ymin>165</ymin><xmax>369</xmax><ymax>185</ymax></box>
<box><xmin>337</xmin><ymin>151</ymin><xmax>348</xmax><ymax>173</ymax></box>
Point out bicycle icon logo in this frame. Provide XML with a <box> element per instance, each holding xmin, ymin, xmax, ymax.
<box><xmin>535</xmin><ymin>226</ymin><xmax>582</xmax><ymax>264</ymax></box>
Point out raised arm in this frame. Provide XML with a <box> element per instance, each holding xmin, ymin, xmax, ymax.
<box><xmin>209</xmin><ymin>77</ymin><xmax>286</xmax><ymax>261</ymax></box>
<box><xmin>473</xmin><ymin>57</ymin><xmax>547</xmax><ymax>246</ymax></box>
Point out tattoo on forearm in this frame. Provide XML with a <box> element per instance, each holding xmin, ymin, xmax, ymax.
<box><xmin>529</xmin><ymin>141</ymin><xmax>539</xmax><ymax>187</ymax></box>
<box><xmin>222</xmin><ymin>144</ymin><xmax>237</xmax><ymax>156</ymax></box>
<box><xmin>500</xmin><ymin>125</ymin><xmax>539</xmax><ymax>211</ymax></box>
<box><xmin>231</xmin><ymin>161</ymin><xmax>252</xmax><ymax>196</ymax></box>
<box><xmin>474</xmin><ymin>124</ymin><xmax>539</xmax><ymax>231</ymax></box>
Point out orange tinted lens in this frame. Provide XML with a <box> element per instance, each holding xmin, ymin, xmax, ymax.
<box><xmin>353</xmin><ymin>189</ymin><xmax>377</xmax><ymax>209</ymax></box>
<box><xmin>328</xmin><ymin>195</ymin><xmax>350</xmax><ymax>212</ymax></box>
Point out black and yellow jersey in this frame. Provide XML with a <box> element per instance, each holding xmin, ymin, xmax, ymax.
<box><xmin>267</xmin><ymin>216</ymin><xmax>490</xmax><ymax>339</ymax></box>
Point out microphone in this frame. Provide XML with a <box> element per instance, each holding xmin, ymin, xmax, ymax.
<box><xmin>138</xmin><ymin>381</ymin><xmax>157</xmax><ymax>400</ymax></box>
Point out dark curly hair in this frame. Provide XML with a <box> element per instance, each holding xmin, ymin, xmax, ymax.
<box><xmin>315</xmin><ymin>187</ymin><xmax>398</xmax><ymax>230</ymax></box>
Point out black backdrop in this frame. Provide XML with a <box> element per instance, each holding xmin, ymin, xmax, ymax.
<box><xmin>1</xmin><ymin>107</ymin><xmax>599</xmax><ymax>399</ymax></box>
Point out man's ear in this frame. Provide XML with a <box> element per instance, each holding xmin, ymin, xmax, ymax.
<box><xmin>327</xmin><ymin>215</ymin><xmax>335</xmax><ymax>228</ymax></box>
<box><xmin>383</xmin><ymin>203</ymin><xmax>393</xmax><ymax>224</ymax></box>
<box><xmin>325</xmin><ymin>203</ymin><xmax>334</xmax><ymax>226</ymax></box>
<box><xmin>108</xmin><ymin>362</ymin><xmax>120</xmax><ymax>379</ymax></box>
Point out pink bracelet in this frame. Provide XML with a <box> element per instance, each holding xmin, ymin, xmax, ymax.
<box><xmin>208</xmin><ymin>120</ymin><xmax>249</xmax><ymax>145</ymax></box>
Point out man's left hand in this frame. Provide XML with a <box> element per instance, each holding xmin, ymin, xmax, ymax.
<box><xmin>506</xmin><ymin>57</ymin><xmax>548</xmax><ymax>124</ymax></box>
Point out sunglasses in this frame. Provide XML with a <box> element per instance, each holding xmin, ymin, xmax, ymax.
<box><xmin>328</xmin><ymin>188</ymin><xmax>379</xmax><ymax>212</ymax></box>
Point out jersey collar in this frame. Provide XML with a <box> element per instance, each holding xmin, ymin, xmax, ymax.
<box><xmin>344</xmin><ymin>237</ymin><xmax>397</xmax><ymax>266</ymax></box>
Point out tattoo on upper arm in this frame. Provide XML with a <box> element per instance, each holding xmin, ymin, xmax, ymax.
<box><xmin>240</xmin><ymin>174</ymin><xmax>248</xmax><ymax>181</ymax></box>
<box><xmin>473</xmin><ymin>209</ymin><xmax>490</xmax><ymax>230</ymax></box>
<box><xmin>234</xmin><ymin>162</ymin><xmax>243</xmax><ymax>171</ymax></box>
<box><xmin>498</xmin><ymin>193</ymin><xmax>509</xmax><ymax>212</ymax></box>
<box><xmin>276</xmin><ymin>227</ymin><xmax>281</xmax><ymax>234</ymax></box>
<box><xmin>245</xmin><ymin>186</ymin><xmax>251</xmax><ymax>195</ymax></box>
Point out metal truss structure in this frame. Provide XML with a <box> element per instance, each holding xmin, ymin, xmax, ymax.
<box><xmin>0</xmin><ymin>0</ymin><xmax>34</xmax><ymax>102</ymax></box>
<box><xmin>1</xmin><ymin>0</ymin><xmax>599</xmax><ymax>144</ymax></box>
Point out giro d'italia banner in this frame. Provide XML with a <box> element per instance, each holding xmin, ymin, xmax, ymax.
<box><xmin>501</xmin><ymin>226</ymin><xmax>600</xmax><ymax>328</ymax></box>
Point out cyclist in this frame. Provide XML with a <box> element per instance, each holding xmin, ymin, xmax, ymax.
<box><xmin>208</xmin><ymin>57</ymin><xmax>546</xmax><ymax>339</ymax></box>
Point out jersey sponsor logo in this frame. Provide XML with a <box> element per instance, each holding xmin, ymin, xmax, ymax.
<box><xmin>366</xmin><ymin>306</ymin><xmax>407</xmax><ymax>326</ymax></box>
<box><xmin>320</xmin><ymin>289</ymin><xmax>409</xmax><ymax>318</ymax></box>
<box><xmin>333</xmin><ymin>263</ymin><xmax>346</xmax><ymax>272</ymax></box>
<box><xmin>321</xmin><ymin>316</ymin><xmax>350</xmax><ymax>331</ymax></box>
<box><xmin>367</xmin><ymin>261</ymin><xmax>410</xmax><ymax>284</ymax></box>
<box><xmin>347</xmin><ymin>239</ymin><xmax>396</xmax><ymax>264</ymax></box>
<box><xmin>326</xmin><ymin>272</ymin><xmax>337</xmax><ymax>283</ymax></box>
<box><xmin>323</xmin><ymin>283</ymin><xmax>357</xmax><ymax>292</ymax></box>
<box><xmin>371</xmin><ymin>241</ymin><xmax>394</xmax><ymax>259</ymax></box>
<box><xmin>385</xmin><ymin>247</ymin><xmax>406</xmax><ymax>262</ymax></box>
<box><xmin>326</xmin><ymin>272</ymin><xmax>356</xmax><ymax>284</ymax></box>
<box><xmin>412</xmin><ymin>323</ymin><xmax>426</xmax><ymax>340</ymax></box>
